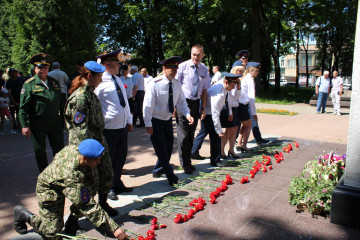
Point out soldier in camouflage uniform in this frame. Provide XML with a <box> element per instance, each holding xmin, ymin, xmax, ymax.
<box><xmin>19</xmin><ymin>53</ymin><xmax>64</xmax><ymax>173</ymax></box>
<box><xmin>64</xmin><ymin>62</ymin><xmax>118</xmax><ymax>224</ymax></box>
<box><xmin>13</xmin><ymin>139</ymin><xmax>128</xmax><ymax>240</ymax></box>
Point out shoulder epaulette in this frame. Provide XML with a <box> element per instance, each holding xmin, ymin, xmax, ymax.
<box><xmin>24</xmin><ymin>77</ymin><xmax>35</xmax><ymax>84</ymax></box>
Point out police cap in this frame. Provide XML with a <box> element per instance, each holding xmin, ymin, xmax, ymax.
<box><xmin>232</xmin><ymin>60</ymin><xmax>243</xmax><ymax>68</ymax></box>
<box><xmin>222</xmin><ymin>72</ymin><xmax>241</xmax><ymax>83</ymax></box>
<box><xmin>30</xmin><ymin>53</ymin><xmax>54</xmax><ymax>67</ymax></box>
<box><xmin>78</xmin><ymin>139</ymin><xmax>105</xmax><ymax>158</ymax></box>
<box><xmin>236</xmin><ymin>50</ymin><xmax>250</xmax><ymax>59</ymax></box>
<box><xmin>84</xmin><ymin>61</ymin><xmax>106</xmax><ymax>73</ymax></box>
<box><xmin>246</xmin><ymin>62</ymin><xmax>261</xmax><ymax>68</ymax></box>
<box><xmin>96</xmin><ymin>49</ymin><xmax>121</xmax><ymax>62</ymax></box>
<box><xmin>159</xmin><ymin>56</ymin><xmax>183</xmax><ymax>65</ymax></box>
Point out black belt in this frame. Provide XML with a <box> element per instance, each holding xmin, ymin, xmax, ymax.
<box><xmin>186</xmin><ymin>98</ymin><xmax>200</xmax><ymax>103</ymax></box>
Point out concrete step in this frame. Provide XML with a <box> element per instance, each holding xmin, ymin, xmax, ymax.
<box><xmin>309</xmin><ymin>99</ymin><xmax>351</xmax><ymax>108</ymax></box>
<box><xmin>311</xmin><ymin>96</ymin><xmax>351</xmax><ymax>101</ymax></box>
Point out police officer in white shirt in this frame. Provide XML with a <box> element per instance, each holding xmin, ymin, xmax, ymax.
<box><xmin>143</xmin><ymin>56</ymin><xmax>194</xmax><ymax>186</ymax></box>
<box><xmin>330</xmin><ymin>70</ymin><xmax>343</xmax><ymax>115</ymax></box>
<box><xmin>95</xmin><ymin>49</ymin><xmax>134</xmax><ymax>200</ymax></box>
<box><xmin>203</xmin><ymin>72</ymin><xmax>240</xmax><ymax>167</ymax></box>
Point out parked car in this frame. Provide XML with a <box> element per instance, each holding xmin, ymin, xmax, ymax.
<box><xmin>280</xmin><ymin>79</ymin><xmax>287</xmax><ymax>86</ymax></box>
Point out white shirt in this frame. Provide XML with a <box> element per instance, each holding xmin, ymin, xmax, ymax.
<box><xmin>144</xmin><ymin>74</ymin><xmax>154</xmax><ymax>91</ymax></box>
<box><xmin>331</xmin><ymin>76</ymin><xmax>343</xmax><ymax>93</ymax></box>
<box><xmin>211</xmin><ymin>71</ymin><xmax>222</xmax><ymax>85</ymax></box>
<box><xmin>143</xmin><ymin>75</ymin><xmax>190</xmax><ymax>127</ymax></box>
<box><xmin>132</xmin><ymin>72</ymin><xmax>145</xmax><ymax>91</ymax></box>
<box><xmin>228</xmin><ymin>87</ymin><xmax>241</xmax><ymax>108</ymax></box>
<box><xmin>0</xmin><ymin>96</ymin><xmax>10</xmax><ymax>108</ymax></box>
<box><xmin>238</xmin><ymin>73</ymin><xmax>256</xmax><ymax>115</ymax></box>
<box><xmin>48</xmin><ymin>69</ymin><xmax>69</xmax><ymax>95</ymax></box>
<box><xmin>94</xmin><ymin>72</ymin><xmax>133</xmax><ymax>129</ymax></box>
<box><xmin>120</xmin><ymin>75</ymin><xmax>134</xmax><ymax>98</ymax></box>
<box><xmin>205</xmin><ymin>83</ymin><xmax>231</xmax><ymax>134</ymax></box>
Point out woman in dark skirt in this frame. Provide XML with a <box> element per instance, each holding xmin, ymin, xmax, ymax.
<box><xmin>220</xmin><ymin>67</ymin><xmax>242</xmax><ymax>159</ymax></box>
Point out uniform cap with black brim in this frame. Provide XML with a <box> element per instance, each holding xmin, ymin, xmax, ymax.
<box><xmin>30</xmin><ymin>53</ymin><xmax>54</xmax><ymax>67</ymax></box>
<box><xmin>159</xmin><ymin>56</ymin><xmax>183</xmax><ymax>65</ymax></box>
<box><xmin>222</xmin><ymin>72</ymin><xmax>241</xmax><ymax>83</ymax></box>
<box><xmin>236</xmin><ymin>50</ymin><xmax>250</xmax><ymax>58</ymax></box>
<box><xmin>96</xmin><ymin>49</ymin><xmax>121</xmax><ymax>61</ymax></box>
<box><xmin>246</xmin><ymin>62</ymin><xmax>261</xmax><ymax>68</ymax></box>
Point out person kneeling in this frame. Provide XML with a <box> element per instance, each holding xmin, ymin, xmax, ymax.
<box><xmin>14</xmin><ymin>139</ymin><xmax>127</xmax><ymax>240</ymax></box>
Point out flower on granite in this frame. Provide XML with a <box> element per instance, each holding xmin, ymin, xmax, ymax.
<box><xmin>288</xmin><ymin>143</ymin><xmax>293</xmax><ymax>150</ymax></box>
<box><xmin>240</xmin><ymin>176</ymin><xmax>249</xmax><ymax>184</ymax></box>
<box><xmin>262</xmin><ymin>166</ymin><xmax>267</xmax><ymax>173</ymax></box>
<box><xmin>195</xmin><ymin>202</ymin><xmax>204</xmax><ymax>211</ymax></box>
<box><xmin>188</xmin><ymin>209</ymin><xmax>195</xmax><ymax>218</ymax></box>
<box><xmin>150</xmin><ymin>218</ymin><xmax>157</xmax><ymax>225</ymax></box>
<box><xmin>225</xmin><ymin>175</ymin><xmax>233</xmax><ymax>184</ymax></box>
<box><xmin>294</xmin><ymin>142</ymin><xmax>299</xmax><ymax>148</ymax></box>
<box><xmin>268</xmin><ymin>165</ymin><xmax>273</xmax><ymax>170</ymax></box>
<box><xmin>182</xmin><ymin>215</ymin><xmax>189</xmax><ymax>222</ymax></box>
<box><xmin>151</xmin><ymin>224</ymin><xmax>158</xmax><ymax>230</ymax></box>
<box><xmin>160</xmin><ymin>224</ymin><xmax>167</xmax><ymax>228</ymax></box>
<box><xmin>174</xmin><ymin>214</ymin><xmax>183</xmax><ymax>223</ymax></box>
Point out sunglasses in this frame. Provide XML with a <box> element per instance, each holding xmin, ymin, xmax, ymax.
<box><xmin>164</xmin><ymin>64</ymin><xmax>178</xmax><ymax>69</ymax></box>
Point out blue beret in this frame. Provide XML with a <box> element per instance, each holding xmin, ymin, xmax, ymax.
<box><xmin>84</xmin><ymin>61</ymin><xmax>105</xmax><ymax>73</ymax></box>
<box><xmin>159</xmin><ymin>56</ymin><xmax>183</xmax><ymax>65</ymax></box>
<box><xmin>232</xmin><ymin>60</ymin><xmax>243</xmax><ymax>68</ymax></box>
<box><xmin>246</xmin><ymin>62</ymin><xmax>261</xmax><ymax>68</ymax></box>
<box><xmin>96</xmin><ymin>49</ymin><xmax>121</xmax><ymax>60</ymax></box>
<box><xmin>78</xmin><ymin>139</ymin><xmax>105</xmax><ymax>158</ymax></box>
<box><xmin>236</xmin><ymin>50</ymin><xmax>250</xmax><ymax>58</ymax></box>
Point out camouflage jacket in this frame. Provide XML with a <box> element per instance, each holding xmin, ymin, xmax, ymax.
<box><xmin>36</xmin><ymin>145</ymin><xmax>119</xmax><ymax>233</ymax></box>
<box><xmin>65</xmin><ymin>84</ymin><xmax>105</xmax><ymax>145</ymax></box>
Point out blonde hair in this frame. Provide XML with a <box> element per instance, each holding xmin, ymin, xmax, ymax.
<box><xmin>230</xmin><ymin>66</ymin><xmax>245</xmax><ymax>75</ymax></box>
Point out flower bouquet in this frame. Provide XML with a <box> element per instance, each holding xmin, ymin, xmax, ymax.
<box><xmin>288</xmin><ymin>152</ymin><xmax>346</xmax><ymax>215</ymax></box>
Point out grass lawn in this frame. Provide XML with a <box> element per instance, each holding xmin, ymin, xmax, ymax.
<box><xmin>256</xmin><ymin>85</ymin><xmax>315</xmax><ymax>104</ymax></box>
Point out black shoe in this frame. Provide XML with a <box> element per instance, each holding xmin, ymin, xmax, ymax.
<box><xmin>183</xmin><ymin>165</ymin><xmax>195</xmax><ymax>174</ymax></box>
<box><xmin>14</xmin><ymin>205</ymin><xmax>34</xmax><ymax>234</ymax></box>
<box><xmin>153</xmin><ymin>173</ymin><xmax>166</xmax><ymax>178</ymax></box>
<box><xmin>221</xmin><ymin>154</ymin><xmax>228</xmax><ymax>159</ymax></box>
<box><xmin>235</xmin><ymin>146</ymin><xmax>242</xmax><ymax>152</ymax></box>
<box><xmin>114</xmin><ymin>186</ymin><xmax>133</xmax><ymax>194</ymax></box>
<box><xmin>256</xmin><ymin>139</ymin><xmax>270</xmax><ymax>146</ymax></box>
<box><xmin>64</xmin><ymin>214</ymin><xmax>83</xmax><ymax>236</ymax></box>
<box><xmin>168</xmin><ymin>176</ymin><xmax>179</xmax><ymax>186</ymax></box>
<box><xmin>228</xmin><ymin>152</ymin><xmax>239</xmax><ymax>159</ymax></box>
<box><xmin>191</xmin><ymin>153</ymin><xmax>206</xmax><ymax>160</ymax></box>
<box><xmin>107</xmin><ymin>190</ymin><xmax>118</xmax><ymax>200</ymax></box>
<box><xmin>99</xmin><ymin>194</ymin><xmax>118</xmax><ymax>217</ymax></box>
<box><xmin>240</xmin><ymin>147</ymin><xmax>251</xmax><ymax>153</ymax></box>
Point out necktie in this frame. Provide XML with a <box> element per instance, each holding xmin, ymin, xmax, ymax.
<box><xmin>225</xmin><ymin>92</ymin><xmax>229</xmax><ymax>115</ymax></box>
<box><xmin>111</xmin><ymin>75</ymin><xmax>126</xmax><ymax>108</ymax></box>
<box><xmin>193</xmin><ymin>65</ymin><xmax>198</xmax><ymax>98</ymax></box>
<box><xmin>169</xmin><ymin>82</ymin><xmax>174</xmax><ymax>113</ymax></box>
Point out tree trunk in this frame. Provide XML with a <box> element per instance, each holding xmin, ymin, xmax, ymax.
<box><xmin>305</xmin><ymin>36</ymin><xmax>309</xmax><ymax>87</ymax></box>
<box><xmin>252</xmin><ymin>0</ymin><xmax>262</xmax><ymax>95</ymax></box>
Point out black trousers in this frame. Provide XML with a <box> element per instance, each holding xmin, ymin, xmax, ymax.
<box><xmin>202</xmin><ymin>115</ymin><xmax>221</xmax><ymax>165</ymax></box>
<box><xmin>176</xmin><ymin>99</ymin><xmax>200</xmax><ymax>167</ymax></box>
<box><xmin>151</xmin><ymin>118</ymin><xmax>178</xmax><ymax>185</ymax></box>
<box><xmin>133</xmin><ymin>90</ymin><xmax>145</xmax><ymax>125</ymax></box>
<box><xmin>103</xmin><ymin>128</ymin><xmax>128</xmax><ymax>190</ymax></box>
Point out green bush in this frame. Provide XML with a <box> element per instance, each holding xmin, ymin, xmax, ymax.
<box><xmin>256</xmin><ymin>85</ymin><xmax>315</xmax><ymax>104</ymax></box>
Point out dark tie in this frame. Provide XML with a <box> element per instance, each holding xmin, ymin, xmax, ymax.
<box><xmin>169</xmin><ymin>82</ymin><xmax>174</xmax><ymax>113</ymax></box>
<box><xmin>193</xmin><ymin>65</ymin><xmax>198</xmax><ymax>98</ymax></box>
<box><xmin>111</xmin><ymin>75</ymin><xmax>126</xmax><ymax>108</ymax></box>
<box><xmin>225</xmin><ymin>92</ymin><xmax>229</xmax><ymax>115</ymax></box>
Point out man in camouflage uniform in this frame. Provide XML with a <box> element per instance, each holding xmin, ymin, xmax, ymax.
<box><xmin>64</xmin><ymin>61</ymin><xmax>117</xmax><ymax>218</ymax></box>
<box><xmin>19</xmin><ymin>53</ymin><xmax>64</xmax><ymax>172</ymax></box>
<box><xmin>13</xmin><ymin>139</ymin><xmax>127</xmax><ymax>240</ymax></box>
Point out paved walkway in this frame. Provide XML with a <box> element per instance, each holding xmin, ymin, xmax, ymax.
<box><xmin>0</xmin><ymin>96</ymin><xmax>352</xmax><ymax>239</ymax></box>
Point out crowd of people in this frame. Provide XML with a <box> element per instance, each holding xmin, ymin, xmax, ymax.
<box><xmin>1</xmin><ymin>45</ymin><xmax>343</xmax><ymax>240</ymax></box>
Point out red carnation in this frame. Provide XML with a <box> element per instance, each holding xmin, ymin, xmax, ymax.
<box><xmin>287</xmin><ymin>143</ymin><xmax>293</xmax><ymax>150</ymax></box>
<box><xmin>151</xmin><ymin>224</ymin><xmax>158</xmax><ymax>230</ymax></box>
<box><xmin>188</xmin><ymin>209</ymin><xmax>195</xmax><ymax>218</ymax></box>
<box><xmin>183</xmin><ymin>215</ymin><xmax>189</xmax><ymax>222</ymax></box>
<box><xmin>240</xmin><ymin>176</ymin><xmax>249</xmax><ymax>184</ymax></box>
<box><xmin>268</xmin><ymin>165</ymin><xmax>273</xmax><ymax>170</ymax></box>
<box><xmin>262</xmin><ymin>166</ymin><xmax>267</xmax><ymax>173</ymax></box>
<box><xmin>147</xmin><ymin>230</ymin><xmax>155</xmax><ymax>236</ymax></box>
<box><xmin>195</xmin><ymin>202</ymin><xmax>204</xmax><ymax>211</ymax></box>
<box><xmin>160</xmin><ymin>224</ymin><xmax>167</xmax><ymax>228</ymax></box>
<box><xmin>174</xmin><ymin>214</ymin><xmax>183</xmax><ymax>223</ymax></box>
<box><xmin>294</xmin><ymin>142</ymin><xmax>299</xmax><ymax>148</ymax></box>
<box><xmin>123</xmin><ymin>84</ymin><xmax>128</xmax><ymax>89</ymax></box>
<box><xmin>150</xmin><ymin>218</ymin><xmax>157</xmax><ymax>225</ymax></box>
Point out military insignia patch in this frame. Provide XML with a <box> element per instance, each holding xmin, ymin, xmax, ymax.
<box><xmin>21</xmin><ymin>89</ymin><xmax>25</xmax><ymax>94</ymax></box>
<box><xmin>80</xmin><ymin>188</ymin><xmax>90</xmax><ymax>203</ymax></box>
<box><xmin>75</xmin><ymin>112</ymin><xmax>85</xmax><ymax>123</ymax></box>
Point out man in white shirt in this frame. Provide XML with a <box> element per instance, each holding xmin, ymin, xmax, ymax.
<box><xmin>131</xmin><ymin>66</ymin><xmax>145</xmax><ymax>127</ymax></box>
<box><xmin>141</xmin><ymin>68</ymin><xmax>153</xmax><ymax>91</ymax></box>
<box><xmin>211</xmin><ymin>66</ymin><xmax>222</xmax><ymax>85</ymax></box>
<box><xmin>48</xmin><ymin>62</ymin><xmax>69</xmax><ymax>99</ymax></box>
<box><xmin>143</xmin><ymin>56</ymin><xmax>194</xmax><ymax>186</ymax></box>
<box><xmin>330</xmin><ymin>70</ymin><xmax>343</xmax><ymax>116</ymax></box>
<box><xmin>203</xmin><ymin>72</ymin><xmax>240</xmax><ymax>167</ymax></box>
<box><xmin>95</xmin><ymin>49</ymin><xmax>133</xmax><ymax>200</ymax></box>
